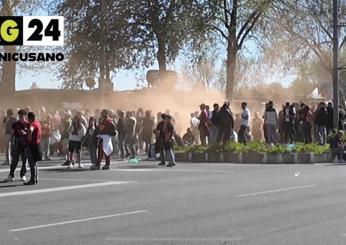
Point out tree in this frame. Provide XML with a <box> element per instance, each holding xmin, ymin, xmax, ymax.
<box><xmin>57</xmin><ymin>0</ymin><xmax>141</xmax><ymax>89</ymax></box>
<box><xmin>0</xmin><ymin>0</ymin><xmax>46</xmax><ymax>95</ymax></box>
<box><xmin>127</xmin><ymin>0</ymin><xmax>199</xmax><ymax>72</ymax></box>
<box><xmin>193</xmin><ymin>0</ymin><xmax>273</xmax><ymax>100</ymax></box>
<box><xmin>260</xmin><ymin>0</ymin><xmax>346</xmax><ymax>102</ymax></box>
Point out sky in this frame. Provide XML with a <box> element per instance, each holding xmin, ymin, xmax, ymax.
<box><xmin>14</xmin><ymin>3</ymin><xmax>297</xmax><ymax>92</ymax></box>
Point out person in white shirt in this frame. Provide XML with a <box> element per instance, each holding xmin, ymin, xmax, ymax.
<box><xmin>190</xmin><ymin>112</ymin><xmax>200</xmax><ymax>145</ymax></box>
<box><xmin>238</xmin><ymin>102</ymin><xmax>250</xmax><ymax>144</ymax></box>
<box><xmin>67</xmin><ymin>116</ymin><xmax>86</xmax><ymax>169</ymax></box>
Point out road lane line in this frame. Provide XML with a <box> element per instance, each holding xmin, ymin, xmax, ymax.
<box><xmin>236</xmin><ymin>184</ymin><xmax>315</xmax><ymax>198</ymax></box>
<box><xmin>9</xmin><ymin>210</ymin><xmax>148</xmax><ymax>232</ymax></box>
<box><xmin>0</xmin><ymin>181</ymin><xmax>134</xmax><ymax>198</ymax></box>
<box><xmin>38</xmin><ymin>178</ymin><xmax>117</xmax><ymax>182</ymax></box>
<box><xmin>112</xmin><ymin>169</ymin><xmax>234</xmax><ymax>173</ymax></box>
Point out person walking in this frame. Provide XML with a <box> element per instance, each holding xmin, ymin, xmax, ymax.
<box><xmin>301</xmin><ymin>105</ymin><xmax>313</xmax><ymax>144</ymax></box>
<box><xmin>116</xmin><ymin>110</ymin><xmax>128</xmax><ymax>160</ymax></box>
<box><xmin>40</xmin><ymin>114</ymin><xmax>52</xmax><ymax>161</ymax></box>
<box><xmin>154</xmin><ymin>114</ymin><xmax>176</xmax><ymax>167</ymax></box>
<box><xmin>142</xmin><ymin>110</ymin><xmax>154</xmax><ymax>153</ymax></box>
<box><xmin>125</xmin><ymin>111</ymin><xmax>137</xmax><ymax>160</ymax></box>
<box><xmin>91</xmin><ymin>110</ymin><xmax>116</xmax><ymax>170</ymax></box>
<box><xmin>251</xmin><ymin>112</ymin><xmax>262</xmax><ymax>141</ymax></box>
<box><xmin>282</xmin><ymin>102</ymin><xmax>296</xmax><ymax>144</ymax></box>
<box><xmin>84</xmin><ymin>117</ymin><xmax>98</xmax><ymax>167</ymax></box>
<box><xmin>4</xmin><ymin>109</ymin><xmax>29</xmax><ymax>182</ymax></box>
<box><xmin>263</xmin><ymin>101</ymin><xmax>278</xmax><ymax>145</ymax></box>
<box><xmin>2</xmin><ymin>109</ymin><xmax>17</xmax><ymax>166</ymax></box>
<box><xmin>217</xmin><ymin>102</ymin><xmax>234</xmax><ymax>145</ymax></box>
<box><xmin>190</xmin><ymin>112</ymin><xmax>200</xmax><ymax>145</ymax></box>
<box><xmin>67</xmin><ymin>116</ymin><xmax>86</xmax><ymax>169</ymax></box>
<box><xmin>315</xmin><ymin>102</ymin><xmax>328</xmax><ymax>145</ymax></box>
<box><xmin>198</xmin><ymin>104</ymin><xmax>209</xmax><ymax>146</ymax></box>
<box><xmin>238</xmin><ymin>102</ymin><xmax>250</xmax><ymax>144</ymax></box>
<box><xmin>24</xmin><ymin>112</ymin><xmax>42</xmax><ymax>185</ymax></box>
<box><xmin>209</xmin><ymin>103</ymin><xmax>220</xmax><ymax>144</ymax></box>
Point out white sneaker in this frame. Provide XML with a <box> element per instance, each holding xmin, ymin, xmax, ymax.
<box><xmin>21</xmin><ymin>176</ymin><xmax>27</xmax><ymax>182</ymax></box>
<box><xmin>4</xmin><ymin>175</ymin><xmax>14</xmax><ymax>182</ymax></box>
<box><xmin>78</xmin><ymin>164</ymin><xmax>85</xmax><ymax>169</ymax></box>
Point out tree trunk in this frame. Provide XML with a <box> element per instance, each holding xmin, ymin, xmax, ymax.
<box><xmin>226</xmin><ymin>43</ymin><xmax>238</xmax><ymax>101</ymax></box>
<box><xmin>0</xmin><ymin>46</ymin><xmax>16</xmax><ymax>96</ymax></box>
<box><xmin>0</xmin><ymin>0</ymin><xmax>16</xmax><ymax>96</ymax></box>
<box><xmin>156</xmin><ymin>35</ymin><xmax>167</xmax><ymax>71</ymax></box>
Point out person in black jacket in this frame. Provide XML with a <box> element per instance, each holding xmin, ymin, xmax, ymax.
<box><xmin>330</xmin><ymin>131</ymin><xmax>344</xmax><ymax>162</ymax></box>
<box><xmin>315</xmin><ymin>102</ymin><xmax>329</xmax><ymax>145</ymax></box>
<box><xmin>217</xmin><ymin>102</ymin><xmax>234</xmax><ymax>145</ymax></box>
<box><xmin>327</xmin><ymin>102</ymin><xmax>334</xmax><ymax>134</ymax></box>
<box><xmin>209</xmin><ymin>103</ymin><xmax>220</xmax><ymax>144</ymax></box>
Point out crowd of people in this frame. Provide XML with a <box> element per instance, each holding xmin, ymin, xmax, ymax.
<box><xmin>0</xmin><ymin>106</ymin><xmax>177</xmax><ymax>185</ymax></box>
<box><xmin>0</xmin><ymin>100</ymin><xmax>345</xmax><ymax>185</ymax></box>
<box><xmin>185</xmin><ymin>101</ymin><xmax>343</xmax><ymax>146</ymax></box>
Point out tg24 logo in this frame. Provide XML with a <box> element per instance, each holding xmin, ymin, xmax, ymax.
<box><xmin>0</xmin><ymin>16</ymin><xmax>64</xmax><ymax>46</ymax></box>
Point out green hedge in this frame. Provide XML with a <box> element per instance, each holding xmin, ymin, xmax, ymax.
<box><xmin>174</xmin><ymin>142</ymin><xmax>330</xmax><ymax>155</ymax></box>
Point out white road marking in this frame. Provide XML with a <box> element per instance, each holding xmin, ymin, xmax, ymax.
<box><xmin>39</xmin><ymin>178</ymin><xmax>116</xmax><ymax>182</ymax></box>
<box><xmin>105</xmin><ymin>237</ymin><xmax>243</xmax><ymax>242</ymax></box>
<box><xmin>0</xmin><ymin>160</ymin><xmax>126</xmax><ymax>173</ymax></box>
<box><xmin>9</xmin><ymin>210</ymin><xmax>148</xmax><ymax>232</ymax></box>
<box><xmin>0</xmin><ymin>181</ymin><xmax>134</xmax><ymax>198</ymax></box>
<box><xmin>236</xmin><ymin>184</ymin><xmax>315</xmax><ymax>198</ymax></box>
<box><xmin>112</xmin><ymin>169</ymin><xmax>234</xmax><ymax>173</ymax></box>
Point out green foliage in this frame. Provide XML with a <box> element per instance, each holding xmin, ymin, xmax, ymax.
<box><xmin>292</xmin><ymin>143</ymin><xmax>329</xmax><ymax>154</ymax></box>
<box><xmin>177</xmin><ymin>142</ymin><xmax>330</xmax><ymax>154</ymax></box>
<box><xmin>185</xmin><ymin>145</ymin><xmax>208</xmax><ymax>153</ymax></box>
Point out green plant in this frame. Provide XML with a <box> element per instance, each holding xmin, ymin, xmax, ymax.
<box><xmin>185</xmin><ymin>145</ymin><xmax>208</xmax><ymax>153</ymax></box>
<box><xmin>292</xmin><ymin>143</ymin><xmax>329</xmax><ymax>154</ymax></box>
<box><xmin>265</xmin><ymin>145</ymin><xmax>290</xmax><ymax>154</ymax></box>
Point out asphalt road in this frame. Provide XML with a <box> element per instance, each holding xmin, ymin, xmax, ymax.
<box><xmin>1</xmin><ymin>159</ymin><xmax>346</xmax><ymax>245</ymax></box>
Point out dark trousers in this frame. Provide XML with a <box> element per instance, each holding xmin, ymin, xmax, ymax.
<box><xmin>218</xmin><ymin>126</ymin><xmax>231</xmax><ymax>145</ymax></box>
<box><xmin>283</xmin><ymin>122</ymin><xmax>294</xmax><ymax>144</ymax></box>
<box><xmin>238</xmin><ymin>125</ymin><xmax>247</xmax><ymax>144</ymax></box>
<box><xmin>26</xmin><ymin>146</ymin><xmax>38</xmax><ymax>182</ymax></box>
<box><xmin>9</xmin><ymin>145</ymin><xmax>27</xmax><ymax>178</ymax></box>
<box><xmin>96</xmin><ymin>142</ymin><xmax>110</xmax><ymax>167</ymax></box>
<box><xmin>118</xmin><ymin>134</ymin><xmax>126</xmax><ymax>158</ymax></box>
<box><xmin>303</xmin><ymin>123</ymin><xmax>312</xmax><ymax>144</ymax></box>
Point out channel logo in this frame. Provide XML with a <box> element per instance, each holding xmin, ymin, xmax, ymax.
<box><xmin>0</xmin><ymin>16</ymin><xmax>64</xmax><ymax>46</ymax></box>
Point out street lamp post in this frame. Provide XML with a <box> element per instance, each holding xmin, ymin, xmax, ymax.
<box><xmin>333</xmin><ymin>0</ymin><xmax>339</xmax><ymax>130</ymax></box>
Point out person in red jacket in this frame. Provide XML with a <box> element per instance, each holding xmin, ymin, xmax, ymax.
<box><xmin>24</xmin><ymin>112</ymin><xmax>42</xmax><ymax>185</ymax></box>
<box><xmin>90</xmin><ymin>109</ymin><xmax>116</xmax><ymax>170</ymax></box>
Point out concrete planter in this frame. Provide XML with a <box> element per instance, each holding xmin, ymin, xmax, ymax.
<box><xmin>265</xmin><ymin>153</ymin><xmax>282</xmax><ymax>164</ymax></box>
<box><xmin>280</xmin><ymin>153</ymin><xmax>296</xmax><ymax>164</ymax></box>
<box><xmin>223</xmin><ymin>152</ymin><xmax>242</xmax><ymax>163</ymax></box>
<box><xmin>175</xmin><ymin>152</ymin><xmax>189</xmax><ymax>162</ymax></box>
<box><xmin>296</xmin><ymin>153</ymin><xmax>313</xmax><ymax>163</ymax></box>
<box><xmin>242</xmin><ymin>152</ymin><xmax>264</xmax><ymax>164</ymax></box>
<box><xmin>207</xmin><ymin>152</ymin><xmax>221</xmax><ymax>162</ymax></box>
<box><xmin>312</xmin><ymin>152</ymin><xmax>331</xmax><ymax>163</ymax></box>
<box><xmin>191</xmin><ymin>153</ymin><xmax>207</xmax><ymax>163</ymax></box>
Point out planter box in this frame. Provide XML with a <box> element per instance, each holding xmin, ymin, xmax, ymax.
<box><xmin>223</xmin><ymin>152</ymin><xmax>242</xmax><ymax>163</ymax></box>
<box><xmin>312</xmin><ymin>152</ymin><xmax>331</xmax><ymax>163</ymax></box>
<box><xmin>191</xmin><ymin>153</ymin><xmax>207</xmax><ymax>163</ymax></box>
<box><xmin>207</xmin><ymin>152</ymin><xmax>221</xmax><ymax>162</ymax></box>
<box><xmin>281</xmin><ymin>153</ymin><xmax>295</xmax><ymax>164</ymax></box>
<box><xmin>175</xmin><ymin>152</ymin><xmax>189</xmax><ymax>162</ymax></box>
<box><xmin>265</xmin><ymin>153</ymin><xmax>282</xmax><ymax>164</ymax></box>
<box><xmin>296</xmin><ymin>153</ymin><xmax>312</xmax><ymax>163</ymax></box>
<box><xmin>242</xmin><ymin>152</ymin><xmax>264</xmax><ymax>164</ymax></box>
